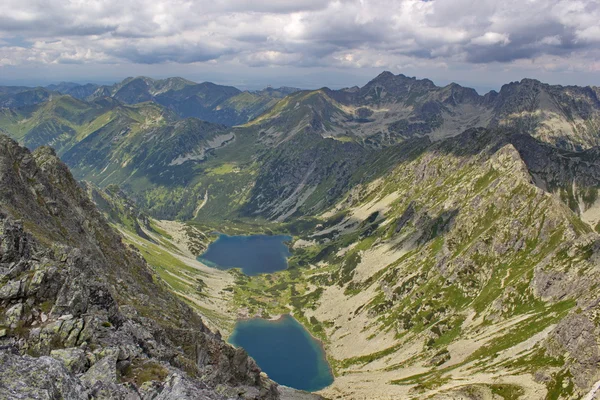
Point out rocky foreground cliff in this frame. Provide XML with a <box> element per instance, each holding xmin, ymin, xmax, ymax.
<box><xmin>0</xmin><ymin>134</ymin><xmax>317</xmax><ymax>399</ymax></box>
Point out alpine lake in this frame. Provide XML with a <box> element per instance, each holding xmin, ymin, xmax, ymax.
<box><xmin>198</xmin><ymin>234</ymin><xmax>334</xmax><ymax>392</ymax></box>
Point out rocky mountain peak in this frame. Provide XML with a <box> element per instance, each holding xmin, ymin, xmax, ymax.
<box><xmin>373</xmin><ymin>70</ymin><xmax>395</xmax><ymax>79</ymax></box>
<box><xmin>519</xmin><ymin>77</ymin><xmax>544</xmax><ymax>86</ymax></box>
<box><xmin>366</xmin><ymin>71</ymin><xmax>436</xmax><ymax>90</ymax></box>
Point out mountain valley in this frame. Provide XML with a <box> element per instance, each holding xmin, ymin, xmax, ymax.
<box><xmin>2</xmin><ymin>71</ymin><xmax>600</xmax><ymax>399</ymax></box>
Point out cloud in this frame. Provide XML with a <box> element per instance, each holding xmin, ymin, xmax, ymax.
<box><xmin>471</xmin><ymin>32</ymin><xmax>510</xmax><ymax>46</ymax></box>
<box><xmin>0</xmin><ymin>0</ymin><xmax>599</xmax><ymax>77</ymax></box>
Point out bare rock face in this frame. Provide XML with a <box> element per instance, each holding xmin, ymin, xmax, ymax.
<box><xmin>0</xmin><ymin>350</ymin><xmax>88</xmax><ymax>399</ymax></box>
<box><xmin>547</xmin><ymin>313</ymin><xmax>600</xmax><ymax>389</ymax></box>
<box><xmin>50</xmin><ymin>347</ymin><xmax>89</xmax><ymax>374</ymax></box>
<box><xmin>0</xmin><ymin>135</ymin><xmax>293</xmax><ymax>399</ymax></box>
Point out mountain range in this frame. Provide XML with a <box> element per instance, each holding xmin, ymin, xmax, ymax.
<box><xmin>1</xmin><ymin>71</ymin><xmax>600</xmax><ymax>399</ymax></box>
<box><xmin>0</xmin><ymin>77</ymin><xmax>301</xmax><ymax>126</ymax></box>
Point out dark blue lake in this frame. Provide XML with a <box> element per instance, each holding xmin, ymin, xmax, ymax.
<box><xmin>229</xmin><ymin>315</ymin><xmax>333</xmax><ymax>392</ymax></box>
<box><xmin>197</xmin><ymin>234</ymin><xmax>292</xmax><ymax>276</ymax></box>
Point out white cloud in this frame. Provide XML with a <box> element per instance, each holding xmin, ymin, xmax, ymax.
<box><xmin>0</xmin><ymin>0</ymin><xmax>598</xmax><ymax>81</ymax></box>
<box><xmin>576</xmin><ymin>26</ymin><xmax>600</xmax><ymax>43</ymax></box>
<box><xmin>471</xmin><ymin>32</ymin><xmax>510</xmax><ymax>46</ymax></box>
<box><xmin>538</xmin><ymin>35</ymin><xmax>562</xmax><ymax>46</ymax></box>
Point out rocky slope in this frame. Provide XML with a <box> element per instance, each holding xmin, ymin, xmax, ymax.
<box><xmin>0</xmin><ymin>134</ymin><xmax>318</xmax><ymax>399</ymax></box>
<box><xmin>84</xmin><ymin>183</ymin><xmax>158</xmax><ymax>242</ymax></box>
<box><xmin>83</xmin><ymin>182</ymin><xmax>239</xmax><ymax>334</ymax></box>
<box><xmin>229</xmin><ymin>128</ymin><xmax>600</xmax><ymax>399</ymax></box>
<box><xmin>489</xmin><ymin>79</ymin><xmax>600</xmax><ymax>151</ymax></box>
<box><xmin>510</xmin><ymin>134</ymin><xmax>600</xmax><ymax>229</ymax></box>
<box><xmin>244</xmin><ymin>72</ymin><xmax>600</xmax><ymax>152</ymax></box>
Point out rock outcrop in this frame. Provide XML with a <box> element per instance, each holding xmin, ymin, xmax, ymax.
<box><xmin>0</xmin><ymin>135</ymin><xmax>313</xmax><ymax>399</ymax></box>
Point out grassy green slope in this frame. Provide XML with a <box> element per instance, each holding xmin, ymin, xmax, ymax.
<box><xmin>0</xmin><ymin>96</ymin><xmax>173</xmax><ymax>154</ymax></box>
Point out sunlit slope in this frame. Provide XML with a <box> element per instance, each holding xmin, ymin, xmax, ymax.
<box><xmin>230</xmin><ymin>128</ymin><xmax>600</xmax><ymax>399</ymax></box>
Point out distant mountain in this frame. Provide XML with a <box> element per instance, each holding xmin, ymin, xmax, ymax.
<box><xmin>0</xmin><ymin>86</ymin><xmax>57</xmax><ymax>108</ymax></box>
<box><xmin>2</xmin><ymin>78</ymin><xmax>302</xmax><ymax>127</ymax></box>
<box><xmin>251</xmin><ymin>86</ymin><xmax>302</xmax><ymax>97</ymax></box>
<box><xmin>489</xmin><ymin>78</ymin><xmax>600</xmax><ymax>150</ymax></box>
<box><xmin>0</xmin><ymin>83</ymin><xmax>100</xmax><ymax>108</ymax></box>
<box><xmin>87</xmin><ymin>77</ymin><xmax>302</xmax><ymax>126</ymax></box>
<box><xmin>45</xmin><ymin>82</ymin><xmax>81</xmax><ymax>92</ymax></box>
<box><xmin>46</xmin><ymin>82</ymin><xmax>100</xmax><ymax>99</ymax></box>
<box><xmin>246</xmin><ymin>71</ymin><xmax>600</xmax><ymax>151</ymax></box>
<box><xmin>1</xmin><ymin>71</ymin><xmax>599</xmax><ymax>222</ymax></box>
<box><xmin>0</xmin><ymin>95</ymin><xmax>176</xmax><ymax>155</ymax></box>
<box><xmin>7</xmin><ymin>73</ymin><xmax>600</xmax><ymax>150</ymax></box>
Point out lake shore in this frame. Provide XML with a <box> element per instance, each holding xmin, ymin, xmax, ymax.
<box><xmin>228</xmin><ymin>313</ymin><xmax>334</xmax><ymax>392</ymax></box>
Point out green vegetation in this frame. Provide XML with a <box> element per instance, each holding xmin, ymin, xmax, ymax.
<box><xmin>206</xmin><ymin>163</ymin><xmax>237</xmax><ymax>175</ymax></box>
<box><xmin>545</xmin><ymin>370</ymin><xmax>575</xmax><ymax>400</ymax></box>
<box><xmin>3</xmin><ymin>74</ymin><xmax>600</xmax><ymax>400</ymax></box>
<box><xmin>473</xmin><ymin>307</ymin><xmax>571</xmax><ymax>359</ymax></box>
<box><xmin>474</xmin><ymin>168</ymin><xmax>500</xmax><ymax>192</ymax></box>
<box><xmin>120</xmin><ymin>359</ymin><xmax>169</xmax><ymax>386</ymax></box>
<box><xmin>337</xmin><ymin>343</ymin><xmax>404</xmax><ymax>369</ymax></box>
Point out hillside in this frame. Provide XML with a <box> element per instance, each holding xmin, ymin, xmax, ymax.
<box><xmin>0</xmin><ymin>135</ymin><xmax>321</xmax><ymax>399</ymax></box>
<box><xmin>0</xmin><ymin>95</ymin><xmax>176</xmax><ymax>155</ymax></box>
<box><xmin>2</xmin><ymin>72</ymin><xmax>600</xmax><ymax>225</ymax></box>
<box><xmin>87</xmin><ymin>77</ymin><xmax>300</xmax><ymax>126</ymax></box>
<box><xmin>75</xmin><ymin>125</ymin><xmax>600</xmax><ymax>398</ymax></box>
<box><xmin>228</xmin><ymin>128</ymin><xmax>600</xmax><ymax>398</ymax></box>
<box><xmin>2</xmin><ymin>71</ymin><xmax>600</xmax><ymax>399</ymax></box>
<box><xmin>244</xmin><ymin>72</ymin><xmax>600</xmax><ymax>151</ymax></box>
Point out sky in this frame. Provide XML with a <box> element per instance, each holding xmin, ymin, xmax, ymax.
<box><xmin>1</xmin><ymin>0</ymin><xmax>599</xmax><ymax>93</ymax></box>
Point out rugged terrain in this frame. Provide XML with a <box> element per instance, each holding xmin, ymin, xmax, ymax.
<box><xmin>2</xmin><ymin>72</ymin><xmax>598</xmax><ymax>223</ymax></box>
<box><xmin>230</xmin><ymin>128</ymin><xmax>600</xmax><ymax>399</ymax></box>
<box><xmin>0</xmin><ymin>135</ymin><xmax>319</xmax><ymax>399</ymax></box>
<box><xmin>2</xmin><ymin>71</ymin><xmax>600</xmax><ymax>399</ymax></box>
